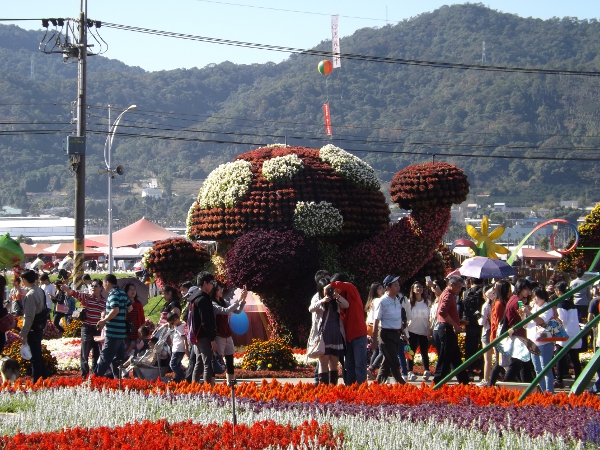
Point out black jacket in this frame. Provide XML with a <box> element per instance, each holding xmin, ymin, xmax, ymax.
<box><xmin>191</xmin><ymin>290</ymin><xmax>217</xmax><ymax>341</ymax></box>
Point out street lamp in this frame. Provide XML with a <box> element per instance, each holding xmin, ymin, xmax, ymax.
<box><xmin>99</xmin><ymin>104</ymin><xmax>136</xmax><ymax>274</ymax></box>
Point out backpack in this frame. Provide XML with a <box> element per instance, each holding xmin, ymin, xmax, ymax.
<box><xmin>463</xmin><ymin>286</ymin><xmax>484</xmax><ymax>325</ymax></box>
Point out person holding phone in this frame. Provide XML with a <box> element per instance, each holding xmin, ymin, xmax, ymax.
<box><xmin>211</xmin><ymin>282</ymin><xmax>247</xmax><ymax>385</ymax></box>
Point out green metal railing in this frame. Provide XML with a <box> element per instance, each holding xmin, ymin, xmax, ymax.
<box><xmin>518</xmin><ymin>313</ymin><xmax>600</xmax><ymax>400</ymax></box>
<box><xmin>433</xmin><ymin>273</ymin><xmax>600</xmax><ymax>390</ymax></box>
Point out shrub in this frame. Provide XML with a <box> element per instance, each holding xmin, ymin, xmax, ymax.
<box><xmin>144</xmin><ymin>237</ymin><xmax>211</xmax><ymax>287</ymax></box>
<box><xmin>241</xmin><ymin>338</ymin><xmax>297</xmax><ymax>371</ymax></box>
<box><xmin>62</xmin><ymin>319</ymin><xmax>83</xmax><ymax>338</ymax></box>
<box><xmin>6</xmin><ymin>341</ymin><xmax>58</xmax><ymax>377</ymax></box>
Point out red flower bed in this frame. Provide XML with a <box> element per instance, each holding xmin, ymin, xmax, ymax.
<box><xmin>8</xmin><ymin>377</ymin><xmax>600</xmax><ymax>410</ymax></box>
<box><xmin>2</xmin><ymin>419</ymin><xmax>343</xmax><ymax>449</ymax></box>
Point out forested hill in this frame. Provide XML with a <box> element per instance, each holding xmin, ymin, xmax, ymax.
<box><xmin>1</xmin><ymin>3</ymin><xmax>600</xmax><ymax>223</ymax></box>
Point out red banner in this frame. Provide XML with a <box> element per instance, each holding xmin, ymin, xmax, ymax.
<box><xmin>323</xmin><ymin>103</ymin><xmax>332</xmax><ymax>135</ymax></box>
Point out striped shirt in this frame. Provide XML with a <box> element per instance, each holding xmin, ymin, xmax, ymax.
<box><xmin>71</xmin><ymin>291</ymin><xmax>106</xmax><ymax>327</ymax></box>
<box><xmin>105</xmin><ymin>287</ymin><xmax>131</xmax><ymax>339</ymax></box>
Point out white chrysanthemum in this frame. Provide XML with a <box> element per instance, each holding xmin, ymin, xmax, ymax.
<box><xmin>319</xmin><ymin>144</ymin><xmax>380</xmax><ymax>190</ymax></box>
<box><xmin>262</xmin><ymin>154</ymin><xmax>304</xmax><ymax>183</ymax></box>
<box><xmin>185</xmin><ymin>202</ymin><xmax>197</xmax><ymax>239</ymax></box>
<box><xmin>294</xmin><ymin>201</ymin><xmax>343</xmax><ymax>237</ymax></box>
<box><xmin>141</xmin><ymin>247</ymin><xmax>152</xmax><ymax>268</ymax></box>
<box><xmin>197</xmin><ymin>160</ymin><xmax>253</xmax><ymax>209</ymax></box>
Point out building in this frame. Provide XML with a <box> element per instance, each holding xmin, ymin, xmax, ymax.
<box><xmin>504</xmin><ymin>218</ymin><xmax>551</xmax><ymax>244</ymax></box>
<box><xmin>141</xmin><ymin>188</ymin><xmax>163</xmax><ymax>199</ymax></box>
<box><xmin>0</xmin><ymin>216</ymin><xmax>74</xmax><ymax>238</ymax></box>
<box><xmin>493</xmin><ymin>203</ymin><xmax>506</xmax><ymax>213</ymax></box>
<box><xmin>560</xmin><ymin>200</ymin><xmax>579</xmax><ymax>209</ymax></box>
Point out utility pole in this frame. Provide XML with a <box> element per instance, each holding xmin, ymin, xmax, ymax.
<box><xmin>39</xmin><ymin>5</ymin><xmax>106</xmax><ymax>287</ymax></box>
<box><xmin>73</xmin><ymin>6</ymin><xmax>87</xmax><ymax>287</ymax></box>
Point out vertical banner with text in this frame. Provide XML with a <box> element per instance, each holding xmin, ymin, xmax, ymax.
<box><xmin>323</xmin><ymin>103</ymin><xmax>332</xmax><ymax>135</ymax></box>
<box><xmin>331</xmin><ymin>15</ymin><xmax>341</xmax><ymax>68</ymax></box>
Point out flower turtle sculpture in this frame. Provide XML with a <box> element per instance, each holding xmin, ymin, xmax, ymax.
<box><xmin>186</xmin><ymin>145</ymin><xmax>469</xmax><ymax>342</ymax></box>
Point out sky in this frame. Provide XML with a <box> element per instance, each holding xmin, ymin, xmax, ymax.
<box><xmin>2</xmin><ymin>0</ymin><xmax>599</xmax><ymax>72</ymax></box>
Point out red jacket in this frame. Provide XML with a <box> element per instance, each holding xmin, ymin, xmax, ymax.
<box><xmin>330</xmin><ymin>281</ymin><xmax>367</xmax><ymax>342</ymax></box>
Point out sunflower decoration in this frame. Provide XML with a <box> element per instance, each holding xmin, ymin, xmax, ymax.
<box><xmin>464</xmin><ymin>216</ymin><xmax>509</xmax><ymax>259</ymax></box>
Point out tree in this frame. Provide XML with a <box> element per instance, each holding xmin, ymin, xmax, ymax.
<box><xmin>539</xmin><ymin>236</ymin><xmax>550</xmax><ymax>252</ymax></box>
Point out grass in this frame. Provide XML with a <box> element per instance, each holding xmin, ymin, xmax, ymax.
<box><xmin>143</xmin><ymin>295</ymin><xmax>165</xmax><ymax>324</ymax></box>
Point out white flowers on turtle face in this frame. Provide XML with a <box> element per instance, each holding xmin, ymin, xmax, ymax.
<box><xmin>196</xmin><ymin>160</ymin><xmax>253</xmax><ymax>209</ymax></box>
<box><xmin>262</xmin><ymin>154</ymin><xmax>304</xmax><ymax>183</ymax></box>
<box><xmin>319</xmin><ymin>144</ymin><xmax>380</xmax><ymax>191</ymax></box>
<box><xmin>294</xmin><ymin>201</ymin><xmax>343</xmax><ymax>237</ymax></box>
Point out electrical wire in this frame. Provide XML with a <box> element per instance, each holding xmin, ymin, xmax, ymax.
<box><xmin>195</xmin><ymin>0</ymin><xmax>390</xmax><ymax>22</ymax></box>
<box><xmin>102</xmin><ymin>22</ymin><xmax>600</xmax><ymax>77</ymax></box>
<box><xmin>83</xmin><ymin>121</ymin><xmax>600</xmax><ymax>153</ymax></box>
<box><xmin>85</xmin><ymin>104</ymin><xmax>600</xmax><ymax>141</ymax></box>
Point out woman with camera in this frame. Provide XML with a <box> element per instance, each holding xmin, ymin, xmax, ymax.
<box><xmin>308</xmin><ymin>278</ymin><xmax>349</xmax><ymax>385</ymax></box>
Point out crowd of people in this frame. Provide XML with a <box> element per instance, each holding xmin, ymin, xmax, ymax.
<box><xmin>0</xmin><ymin>269</ymin><xmax>248</xmax><ymax>385</ymax></box>
<box><xmin>307</xmin><ymin>267</ymin><xmax>599</xmax><ymax>392</ymax></box>
<box><xmin>1</xmin><ymin>262</ymin><xmax>598</xmax><ymax>393</ymax></box>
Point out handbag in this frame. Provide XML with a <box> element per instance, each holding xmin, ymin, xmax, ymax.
<box><xmin>535</xmin><ymin>317</ymin><xmax>569</xmax><ymax>342</ymax></box>
<box><xmin>306</xmin><ymin>307</ymin><xmax>331</xmax><ymax>359</ymax></box>
<box><xmin>72</xmin><ymin>308</ymin><xmax>86</xmax><ymax>322</ymax></box>
<box><xmin>55</xmin><ymin>303</ymin><xmax>69</xmax><ymax>314</ymax></box>
<box><xmin>211</xmin><ymin>352</ymin><xmax>226</xmax><ymax>375</ymax></box>
<box><xmin>0</xmin><ymin>309</ymin><xmax>16</xmax><ymax>333</ymax></box>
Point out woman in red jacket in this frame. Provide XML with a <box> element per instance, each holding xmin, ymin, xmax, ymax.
<box><xmin>330</xmin><ymin>273</ymin><xmax>368</xmax><ymax>384</ymax></box>
<box><xmin>124</xmin><ymin>283</ymin><xmax>145</xmax><ymax>357</ymax></box>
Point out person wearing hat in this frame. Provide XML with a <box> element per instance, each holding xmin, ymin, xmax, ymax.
<box><xmin>371</xmin><ymin>275</ymin><xmax>406</xmax><ymax>384</ymax></box>
<box><xmin>30</xmin><ymin>253</ymin><xmax>45</xmax><ymax>272</ymax></box>
<box><xmin>58</xmin><ymin>251</ymin><xmax>75</xmax><ymax>273</ymax></box>
<box><xmin>433</xmin><ymin>275</ymin><xmax>470</xmax><ymax>385</ymax></box>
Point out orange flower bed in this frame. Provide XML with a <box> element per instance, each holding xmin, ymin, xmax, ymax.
<box><xmin>2</xmin><ymin>419</ymin><xmax>342</xmax><ymax>449</ymax></box>
<box><xmin>7</xmin><ymin>376</ymin><xmax>600</xmax><ymax>410</ymax></box>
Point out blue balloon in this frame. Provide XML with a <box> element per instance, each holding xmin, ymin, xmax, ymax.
<box><xmin>230</xmin><ymin>311</ymin><xmax>249</xmax><ymax>335</ymax></box>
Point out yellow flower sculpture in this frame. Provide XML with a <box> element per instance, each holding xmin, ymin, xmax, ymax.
<box><xmin>466</xmin><ymin>216</ymin><xmax>509</xmax><ymax>259</ymax></box>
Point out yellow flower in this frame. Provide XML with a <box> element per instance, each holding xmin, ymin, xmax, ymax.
<box><xmin>466</xmin><ymin>216</ymin><xmax>509</xmax><ymax>259</ymax></box>
<box><xmin>268</xmin><ymin>363</ymin><xmax>273</xmax><ymax>368</ymax></box>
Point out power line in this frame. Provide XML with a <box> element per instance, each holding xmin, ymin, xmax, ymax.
<box><xmin>85</xmin><ymin>104</ymin><xmax>600</xmax><ymax>141</ymax></box>
<box><xmin>195</xmin><ymin>0</ymin><xmax>390</xmax><ymax>22</ymax></box>
<box><xmin>84</xmin><ymin>121</ymin><xmax>600</xmax><ymax>153</ymax></box>
<box><xmin>102</xmin><ymin>22</ymin><xmax>600</xmax><ymax>77</ymax></box>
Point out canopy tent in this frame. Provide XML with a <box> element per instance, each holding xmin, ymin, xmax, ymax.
<box><xmin>43</xmin><ymin>243</ymin><xmax>104</xmax><ymax>257</ymax></box>
<box><xmin>519</xmin><ymin>248</ymin><xmax>561</xmax><ymax>262</ymax></box>
<box><xmin>224</xmin><ymin>288</ymin><xmax>268</xmax><ymax>346</ymax></box>
<box><xmin>93</xmin><ymin>246</ymin><xmax>150</xmax><ymax>259</ymax></box>
<box><xmin>20</xmin><ymin>244</ymin><xmax>52</xmax><ymax>258</ymax></box>
<box><xmin>93</xmin><ymin>218</ymin><xmax>177</xmax><ymax>248</ymax></box>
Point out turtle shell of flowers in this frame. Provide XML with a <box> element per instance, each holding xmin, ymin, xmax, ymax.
<box><xmin>187</xmin><ymin>146</ymin><xmax>390</xmax><ymax>241</ymax></box>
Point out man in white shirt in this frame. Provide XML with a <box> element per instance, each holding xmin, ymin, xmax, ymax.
<box><xmin>30</xmin><ymin>254</ymin><xmax>45</xmax><ymax>272</ymax></box>
<box><xmin>371</xmin><ymin>275</ymin><xmax>406</xmax><ymax>385</ymax></box>
<box><xmin>40</xmin><ymin>273</ymin><xmax>56</xmax><ymax>309</ymax></box>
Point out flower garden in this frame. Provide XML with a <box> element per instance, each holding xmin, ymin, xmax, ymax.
<box><xmin>1</xmin><ymin>376</ymin><xmax>600</xmax><ymax>448</ymax></box>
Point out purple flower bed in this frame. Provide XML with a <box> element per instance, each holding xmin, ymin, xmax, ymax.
<box><xmin>187</xmin><ymin>392</ymin><xmax>598</xmax><ymax>442</ymax></box>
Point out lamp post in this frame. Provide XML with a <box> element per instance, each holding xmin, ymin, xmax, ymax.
<box><xmin>100</xmin><ymin>104</ymin><xmax>136</xmax><ymax>274</ymax></box>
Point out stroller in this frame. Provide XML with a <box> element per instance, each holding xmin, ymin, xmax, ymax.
<box><xmin>130</xmin><ymin>327</ymin><xmax>172</xmax><ymax>381</ymax></box>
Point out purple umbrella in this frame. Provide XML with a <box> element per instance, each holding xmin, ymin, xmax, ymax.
<box><xmin>459</xmin><ymin>256</ymin><xmax>516</xmax><ymax>279</ymax></box>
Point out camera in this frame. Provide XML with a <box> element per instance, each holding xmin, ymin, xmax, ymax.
<box><xmin>325</xmin><ymin>287</ymin><xmax>335</xmax><ymax>299</ymax></box>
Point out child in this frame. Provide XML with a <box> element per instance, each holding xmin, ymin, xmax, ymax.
<box><xmin>127</xmin><ymin>325</ymin><xmax>151</xmax><ymax>358</ymax></box>
<box><xmin>121</xmin><ymin>337</ymin><xmax>158</xmax><ymax>377</ymax></box>
<box><xmin>166</xmin><ymin>312</ymin><xmax>188</xmax><ymax>382</ymax></box>
<box><xmin>65</xmin><ymin>293</ymin><xmax>76</xmax><ymax>325</ymax></box>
